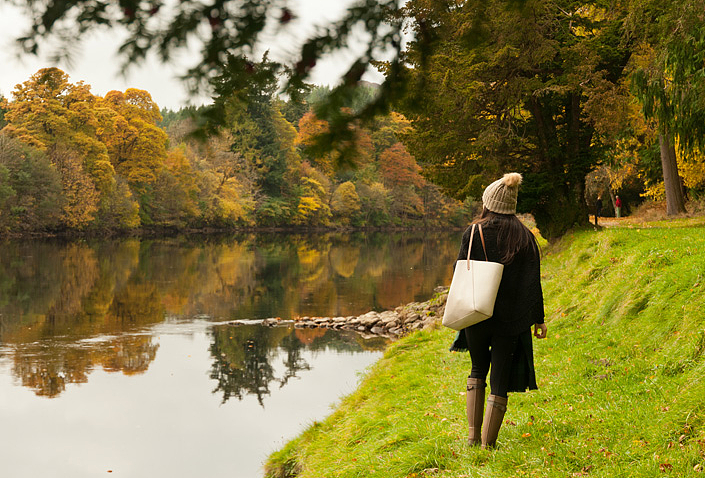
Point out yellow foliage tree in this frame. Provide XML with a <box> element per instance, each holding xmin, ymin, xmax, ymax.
<box><xmin>331</xmin><ymin>181</ymin><xmax>361</xmax><ymax>225</ymax></box>
<box><xmin>296</xmin><ymin>111</ymin><xmax>335</xmax><ymax>176</ymax></box>
<box><xmin>49</xmin><ymin>144</ymin><xmax>100</xmax><ymax>229</ymax></box>
<box><xmin>98</xmin><ymin>89</ymin><xmax>167</xmax><ymax>184</ymax></box>
<box><xmin>1</xmin><ymin>67</ymin><xmax>115</xmax><ymax>191</ymax></box>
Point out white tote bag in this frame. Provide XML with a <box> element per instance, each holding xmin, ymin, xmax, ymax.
<box><xmin>442</xmin><ymin>224</ymin><xmax>504</xmax><ymax>331</ymax></box>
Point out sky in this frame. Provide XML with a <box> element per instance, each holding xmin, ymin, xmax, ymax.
<box><xmin>0</xmin><ymin>1</ymin><xmax>388</xmax><ymax>110</ymax></box>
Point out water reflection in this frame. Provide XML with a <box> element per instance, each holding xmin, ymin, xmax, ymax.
<box><xmin>209</xmin><ymin>325</ymin><xmax>387</xmax><ymax>406</ymax></box>
<box><xmin>7</xmin><ymin>335</ymin><xmax>158</xmax><ymax>397</ymax></box>
<box><xmin>0</xmin><ymin>322</ymin><xmax>384</xmax><ymax>478</ymax></box>
<box><xmin>0</xmin><ymin>231</ymin><xmax>456</xmax><ymax>397</ymax></box>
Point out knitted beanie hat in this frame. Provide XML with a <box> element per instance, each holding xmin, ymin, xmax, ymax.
<box><xmin>482</xmin><ymin>173</ymin><xmax>522</xmax><ymax>215</ymax></box>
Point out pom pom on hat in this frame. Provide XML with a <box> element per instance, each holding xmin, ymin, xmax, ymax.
<box><xmin>482</xmin><ymin>172</ymin><xmax>522</xmax><ymax>214</ymax></box>
<box><xmin>502</xmin><ymin>172</ymin><xmax>522</xmax><ymax>188</ymax></box>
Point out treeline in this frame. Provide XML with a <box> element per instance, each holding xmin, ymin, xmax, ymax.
<box><xmin>0</xmin><ymin>67</ymin><xmax>474</xmax><ymax>235</ymax></box>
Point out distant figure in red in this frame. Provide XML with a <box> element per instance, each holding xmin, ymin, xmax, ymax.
<box><xmin>615</xmin><ymin>196</ymin><xmax>622</xmax><ymax>218</ymax></box>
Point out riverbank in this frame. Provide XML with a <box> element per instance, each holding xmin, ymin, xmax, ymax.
<box><xmin>0</xmin><ymin>224</ymin><xmax>465</xmax><ymax>240</ymax></box>
<box><xmin>265</xmin><ymin>224</ymin><xmax>705</xmax><ymax>477</ymax></box>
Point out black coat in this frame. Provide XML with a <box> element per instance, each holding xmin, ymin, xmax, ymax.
<box><xmin>449</xmin><ymin>223</ymin><xmax>545</xmax><ymax>392</ymax></box>
<box><xmin>454</xmin><ymin>223</ymin><xmax>544</xmax><ymax>336</ymax></box>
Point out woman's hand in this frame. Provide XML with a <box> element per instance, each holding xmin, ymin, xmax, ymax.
<box><xmin>533</xmin><ymin>323</ymin><xmax>547</xmax><ymax>339</ymax></box>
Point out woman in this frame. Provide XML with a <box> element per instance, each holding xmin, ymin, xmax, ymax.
<box><xmin>450</xmin><ymin>172</ymin><xmax>547</xmax><ymax>448</ymax></box>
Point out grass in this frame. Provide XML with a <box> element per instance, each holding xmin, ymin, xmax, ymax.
<box><xmin>265</xmin><ymin>225</ymin><xmax>705</xmax><ymax>478</ymax></box>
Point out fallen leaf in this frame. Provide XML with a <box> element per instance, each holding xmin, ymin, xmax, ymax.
<box><xmin>659</xmin><ymin>463</ymin><xmax>673</xmax><ymax>472</ymax></box>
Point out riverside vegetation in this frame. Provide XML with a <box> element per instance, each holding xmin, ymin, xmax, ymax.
<box><xmin>0</xmin><ymin>69</ymin><xmax>474</xmax><ymax>236</ymax></box>
<box><xmin>265</xmin><ymin>221</ymin><xmax>705</xmax><ymax>478</ymax></box>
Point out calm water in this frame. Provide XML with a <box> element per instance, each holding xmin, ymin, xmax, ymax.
<box><xmin>0</xmin><ymin>231</ymin><xmax>458</xmax><ymax>477</ymax></box>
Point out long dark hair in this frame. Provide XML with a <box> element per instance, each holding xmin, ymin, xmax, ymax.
<box><xmin>473</xmin><ymin>208</ymin><xmax>539</xmax><ymax>264</ymax></box>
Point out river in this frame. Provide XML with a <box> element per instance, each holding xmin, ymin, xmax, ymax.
<box><xmin>0</xmin><ymin>231</ymin><xmax>459</xmax><ymax>477</ymax></box>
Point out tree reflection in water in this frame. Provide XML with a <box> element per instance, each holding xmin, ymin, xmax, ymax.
<box><xmin>0</xmin><ymin>231</ymin><xmax>455</xmax><ymax>397</ymax></box>
<box><xmin>9</xmin><ymin>335</ymin><xmax>159</xmax><ymax>397</ymax></box>
<box><xmin>209</xmin><ymin>324</ymin><xmax>387</xmax><ymax>406</ymax></box>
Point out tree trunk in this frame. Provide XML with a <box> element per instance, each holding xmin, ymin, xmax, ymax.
<box><xmin>526</xmin><ymin>94</ymin><xmax>592</xmax><ymax>240</ymax></box>
<box><xmin>658</xmin><ymin>132</ymin><xmax>686</xmax><ymax>215</ymax></box>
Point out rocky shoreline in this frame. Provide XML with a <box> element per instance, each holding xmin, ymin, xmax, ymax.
<box><xmin>227</xmin><ymin>287</ymin><xmax>449</xmax><ymax>338</ymax></box>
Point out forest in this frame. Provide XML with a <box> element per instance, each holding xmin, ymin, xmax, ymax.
<box><xmin>0</xmin><ymin>67</ymin><xmax>474</xmax><ymax>235</ymax></box>
<box><xmin>4</xmin><ymin>1</ymin><xmax>705</xmax><ymax>238</ymax></box>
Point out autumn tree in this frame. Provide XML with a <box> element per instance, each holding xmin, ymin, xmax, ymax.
<box><xmin>98</xmin><ymin>89</ymin><xmax>167</xmax><ymax>185</ymax></box>
<box><xmin>296</xmin><ymin>111</ymin><xmax>335</xmax><ymax>176</ymax></box>
<box><xmin>331</xmin><ymin>181</ymin><xmax>361</xmax><ymax>225</ymax></box>
<box><xmin>95</xmin><ymin>176</ymin><xmax>140</xmax><ymax>230</ymax></box>
<box><xmin>380</xmin><ymin>142</ymin><xmax>424</xmax><ymax>189</ymax></box>
<box><xmin>294</xmin><ymin>161</ymin><xmax>332</xmax><ymax>226</ymax></box>
<box><xmin>161</xmin><ymin>109</ymin><xmax>257</xmax><ymax>228</ymax></box>
<box><xmin>627</xmin><ymin>0</ymin><xmax>705</xmax><ymax>214</ymax></box>
<box><xmin>1</xmin><ymin>68</ymin><xmax>115</xmax><ymax>190</ymax></box>
<box><xmin>356</xmin><ymin>181</ymin><xmax>390</xmax><ymax>226</ymax></box>
<box><xmin>49</xmin><ymin>144</ymin><xmax>100</xmax><ymax>228</ymax></box>
<box><xmin>397</xmin><ymin>0</ymin><xmax>632</xmax><ymax>238</ymax></box>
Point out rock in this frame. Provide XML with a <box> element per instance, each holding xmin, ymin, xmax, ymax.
<box><xmin>388</xmin><ymin>327</ymin><xmax>402</xmax><ymax>336</ymax></box>
<box><xmin>370</xmin><ymin>326</ymin><xmax>385</xmax><ymax>335</ymax></box>
<box><xmin>332</xmin><ymin>316</ymin><xmax>348</xmax><ymax>323</ymax></box>
<box><xmin>406</xmin><ymin>313</ymin><xmax>421</xmax><ymax>324</ymax></box>
<box><xmin>357</xmin><ymin>333</ymin><xmax>378</xmax><ymax>340</ymax></box>
<box><xmin>384</xmin><ymin>320</ymin><xmax>399</xmax><ymax>330</ymax></box>
<box><xmin>358</xmin><ymin>311</ymin><xmax>381</xmax><ymax>327</ymax></box>
<box><xmin>378</xmin><ymin>310</ymin><xmax>399</xmax><ymax>324</ymax></box>
<box><xmin>357</xmin><ymin>326</ymin><xmax>367</xmax><ymax>332</ymax></box>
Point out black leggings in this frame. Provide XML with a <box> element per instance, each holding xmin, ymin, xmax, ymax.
<box><xmin>464</xmin><ymin>321</ymin><xmax>519</xmax><ymax>398</ymax></box>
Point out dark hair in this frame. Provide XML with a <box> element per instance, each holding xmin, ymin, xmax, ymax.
<box><xmin>473</xmin><ymin>208</ymin><xmax>539</xmax><ymax>264</ymax></box>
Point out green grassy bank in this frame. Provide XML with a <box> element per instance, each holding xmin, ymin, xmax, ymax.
<box><xmin>266</xmin><ymin>225</ymin><xmax>705</xmax><ymax>478</ymax></box>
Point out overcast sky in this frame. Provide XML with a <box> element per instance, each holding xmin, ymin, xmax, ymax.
<box><xmin>0</xmin><ymin>1</ymin><xmax>388</xmax><ymax>110</ymax></box>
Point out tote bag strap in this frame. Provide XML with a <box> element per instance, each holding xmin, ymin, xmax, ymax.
<box><xmin>477</xmin><ymin>224</ymin><xmax>489</xmax><ymax>261</ymax></box>
<box><xmin>466</xmin><ymin>224</ymin><xmax>490</xmax><ymax>269</ymax></box>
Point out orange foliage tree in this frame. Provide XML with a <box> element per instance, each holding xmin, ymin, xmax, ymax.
<box><xmin>380</xmin><ymin>142</ymin><xmax>425</xmax><ymax>189</ymax></box>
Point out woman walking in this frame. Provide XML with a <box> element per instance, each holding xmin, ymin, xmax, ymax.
<box><xmin>450</xmin><ymin>173</ymin><xmax>547</xmax><ymax>448</ymax></box>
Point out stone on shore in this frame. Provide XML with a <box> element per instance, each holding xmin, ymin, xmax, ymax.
<box><xmin>242</xmin><ymin>287</ymin><xmax>449</xmax><ymax>339</ymax></box>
